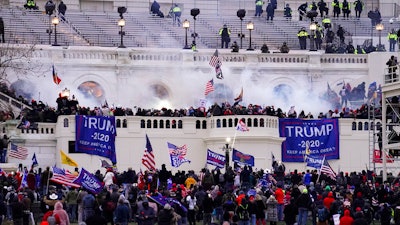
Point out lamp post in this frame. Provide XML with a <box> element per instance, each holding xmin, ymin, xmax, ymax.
<box><xmin>309</xmin><ymin>22</ymin><xmax>317</xmax><ymax>51</ymax></box>
<box><xmin>237</xmin><ymin>9</ymin><xmax>246</xmax><ymax>49</ymax></box>
<box><xmin>376</xmin><ymin>23</ymin><xmax>385</xmax><ymax>51</ymax></box>
<box><xmin>246</xmin><ymin>21</ymin><xmax>254</xmax><ymax>51</ymax></box>
<box><xmin>46</xmin><ymin>15</ymin><xmax>52</xmax><ymax>45</ymax></box>
<box><xmin>190</xmin><ymin>8</ymin><xmax>200</xmax><ymax>48</ymax></box>
<box><xmin>222</xmin><ymin>137</ymin><xmax>232</xmax><ymax>171</ymax></box>
<box><xmin>51</xmin><ymin>16</ymin><xmax>60</xmax><ymax>46</ymax></box>
<box><xmin>183</xmin><ymin>19</ymin><xmax>190</xmax><ymax>49</ymax></box>
<box><xmin>118</xmin><ymin>18</ymin><xmax>126</xmax><ymax>48</ymax></box>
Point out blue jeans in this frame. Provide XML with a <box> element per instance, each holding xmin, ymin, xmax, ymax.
<box><xmin>251</xmin><ymin>214</ymin><xmax>256</xmax><ymax>225</ymax></box>
<box><xmin>68</xmin><ymin>204</ymin><xmax>77</xmax><ymax>222</ymax></box>
<box><xmin>390</xmin><ymin>40</ymin><xmax>396</xmax><ymax>52</ymax></box>
<box><xmin>7</xmin><ymin>204</ymin><xmax>12</xmax><ymax>220</ymax></box>
<box><xmin>238</xmin><ymin>220</ymin><xmax>250</xmax><ymax>225</ymax></box>
<box><xmin>277</xmin><ymin>203</ymin><xmax>284</xmax><ymax>221</ymax></box>
<box><xmin>297</xmin><ymin>207</ymin><xmax>308</xmax><ymax>225</ymax></box>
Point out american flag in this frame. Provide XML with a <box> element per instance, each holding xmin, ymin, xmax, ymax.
<box><xmin>142</xmin><ymin>134</ymin><xmax>156</xmax><ymax>171</ymax></box>
<box><xmin>320</xmin><ymin>157</ymin><xmax>336</xmax><ymax>180</ymax></box>
<box><xmin>9</xmin><ymin>143</ymin><xmax>28</xmax><ymax>160</ymax></box>
<box><xmin>204</xmin><ymin>79</ymin><xmax>215</xmax><ymax>96</ymax></box>
<box><xmin>168</xmin><ymin>144</ymin><xmax>188</xmax><ymax>159</ymax></box>
<box><xmin>50</xmin><ymin>166</ymin><xmax>80</xmax><ymax>188</ymax></box>
<box><xmin>209</xmin><ymin>49</ymin><xmax>222</xmax><ymax>68</ymax></box>
<box><xmin>236</xmin><ymin>120</ymin><xmax>249</xmax><ymax>132</ymax></box>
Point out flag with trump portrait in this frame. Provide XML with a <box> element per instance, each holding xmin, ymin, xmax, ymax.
<box><xmin>232</xmin><ymin>148</ymin><xmax>254</xmax><ymax>167</ymax></box>
<box><xmin>167</xmin><ymin>142</ymin><xmax>191</xmax><ymax>167</ymax></box>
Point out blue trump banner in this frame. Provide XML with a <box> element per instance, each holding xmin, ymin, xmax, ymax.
<box><xmin>279</xmin><ymin>118</ymin><xmax>339</xmax><ymax>162</ymax></box>
<box><xmin>75</xmin><ymin>116</ymin><xmax>117</xmax><ymax>163</ymax></box>
<box><xmin>206</xmin><ymin>149</ymin><xmax>225</xmax><ymax>168</ymax></box>
<box><xmin>306</xmin><ymin>155</ymin><xmax>324</xmax><ymax>169</ymax></box>
<box><xmin>232</xmin><ymin>148</ymin><xmax>254</xmax><ymax>167</ymax></box>
<box><xmin>74</xmin><ymin>168</ymin><xmax>103</xmax><ymax>194</ymax></box>
<box><xmin>167</xmin><ymin>142</ymin><xmax>191</xmax><ymax>168</ymax></box>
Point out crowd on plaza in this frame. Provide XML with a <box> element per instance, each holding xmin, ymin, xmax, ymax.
<box><xmin>0</xmin><ymin>161</ymin><xmax>399</xmax><ymax>225</ymax></box>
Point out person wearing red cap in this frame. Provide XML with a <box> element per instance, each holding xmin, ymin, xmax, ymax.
<box><xmin>352</xmin><ymin>192</ymin><xmax>365</xmax><ymax>212</ymax></box>
<box><xmin>340</xmin><ymin>209</ymin><xmax>354</xmax><ymax>225</ymax></box>
<box><xmin>322</xmin><ymin>191</ymin><xmax>335</xmax><ymax>210</ymax></box>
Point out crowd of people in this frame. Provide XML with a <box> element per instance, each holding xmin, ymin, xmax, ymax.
<box><xmin>0</xmin><ymin>161</ymin><xmax>400</xmax><ymax>225</ymax></box>
<box><xmin>0</xmin><ymin>80</ymin><xmax>386</xmax><ymax>128</ymax></box>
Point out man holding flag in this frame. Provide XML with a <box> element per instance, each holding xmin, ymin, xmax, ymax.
<box><xmin>320</xmin><ymin>156</ymin><xmax>336</xmax><ymax>181</ymax></box>
<box><xmin>209</xmin><ymin>49</ymin><xmax>223</xmax><ymax>79</ymax></box>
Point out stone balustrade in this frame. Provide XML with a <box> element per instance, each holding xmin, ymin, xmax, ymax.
<box><xmin>22</xmin><ymin>45</ymin><xmax>371</xmax><ymax>71</ymax></box>
<box><xmin>0</xmin><ymin>116</ymin><xmax>376</xmax><ymax>138</ymax></box>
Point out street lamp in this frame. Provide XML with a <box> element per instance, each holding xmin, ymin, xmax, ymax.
<box><xmin>223</xmin><ymin>137</ymin><xmax>232</xmax><ymax>171</ymax></box>
<box><xmin>237</xmin><ymin>9</ymin><xmax>246</xmax><ymax>49</ymax></box>
<box><xmin>376</xmin><ymin>23</ymin><xmax>385</xmax><ymax>51</ymax></box>
<box><xmin>246</xmin><ymin>21</ymin><xmax>254</xmax><ymax>51</ymax></box>
<box><xmin>190</xmin><ymin>8</ymin><xmax>200</xmax><ymax>48</ymax></box>
<box><xmin>182</xmin><ymin>19</ymin><xmax>190</xmax><ymax>49</ymax></box>
<box><xmin>118</xmin><ymin>18</ymin><xmax>126</xmax><ymax>48</ymax></box>
<box><xmin>51</xmin><ymin>16</ymin><xmax>60</xmax><ymax>46</ymax></box>
<box><xmin>309</xmin><ymin>22</ymin><xmax>317</xmax><ymax>51</ymax></box>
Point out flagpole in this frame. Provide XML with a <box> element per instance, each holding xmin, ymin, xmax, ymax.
<box><xmin>316</xmin><ymin>155</ymin><xmax>325</xmax><ymax>184</ymax></box>
<box><xmin>46</xmin><ymin>167</ymin><xmax>52</xmax><ymax>195</ymax></box>
<box><xmin>231</xmin><ymin>122</ymin><xmax>239</xmax><ymax>149</ymax></box>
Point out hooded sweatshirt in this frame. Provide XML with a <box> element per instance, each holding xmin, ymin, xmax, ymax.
<box><xmin>53</xmin><ymin>201</ymin><xmax>70</xmax><ymax>225</ymax></box>
<box><xmin>340</xmin><ymin>209</ymin><xmax>354</xmax><ymax>225</ymax></box>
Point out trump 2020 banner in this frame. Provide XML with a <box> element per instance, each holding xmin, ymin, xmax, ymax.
<box><xmin>279</xmin><ymin>118</ymin><xmax>339</xmax><ymax>162</ymax></box>
<box><xmin>75</xmin><ymin>116</ymin><xmax>117</xmax><ymax>163</ymax></box>
<box><xmin>74</xmin><ymin>168</ymin><xmax>103</xmax><ymax>194</ymax></box>
<box><xmin>206</xmin><ymin>149</ymin><xmax>226</xmax><ymax>168</ymax></box>
<box><xmin>232</xmin><ymin>148</ymin><xmax>255</xmax><ymax>167</ymax></box>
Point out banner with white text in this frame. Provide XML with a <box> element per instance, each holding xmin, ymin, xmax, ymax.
<box><xmin>74</xmin><ymin>168</ymin><xmax>103</xmax><ymax>194</ymax></box>
<box><xmin>279</xmin><ymin>118</ymin><xmax>339</xmax><ymax>162</ymax></box>
<box><xmin>75</xmin><ymin>116</ymin><xmax>117</xmax><ymax>163</ymax></box>
<box><xmin>206</xmin><ymin>149</ymin><xmax>226</xmax><ymax>168</ymax></box>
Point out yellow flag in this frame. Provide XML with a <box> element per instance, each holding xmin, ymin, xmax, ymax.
<box><xmin>60</xmin><ymin>150</ymin><xmax>78</xmax><ymax>167</ymax></box>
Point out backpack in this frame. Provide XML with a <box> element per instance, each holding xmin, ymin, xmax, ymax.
<box><xmin>82</xmin><ymin>194</ymin><xmax>95</xmax><ymax>208</ymax></box>
<box><xmin>317</xmin><ymin>207</ymin><xmax>328</xmax><ymax>222</ymax></box>
<box><xmin>238</xmin><ymin>205</ymin><xmax>250</xmax><ymax>221</ymax></box>
<box><xmin>105</xmin><ymin>201</ymin><xmax>116</xmax><ymax>212</ymax></box>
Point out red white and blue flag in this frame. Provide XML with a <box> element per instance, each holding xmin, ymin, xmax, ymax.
<box><xmin>73</xmin><ymin>168</ymin><xmax>103</xmax><ymax>194</ymax></box>
<box><xmin>50</xmin><ymin>166</ymin><xmax>80</xmax><ymax>188</ymax></box>
<box><xmin>236</xmin><ymin>120</ymin><xmax>249</xmax><ymax>132</ymax></box>
<box><xmin>206</xmin><ymin>149</ymin><xmax>225</xmax><ymax>168</ymax></box>
<box><xmin>209</xmin><ymin>49</ymin><xmax>223</xmax><ymax>79</ymax></box>
<box><xmin>9</xmin><ymin>143</ymin><xmax>29</xmax><ymax>160</ymax></box>
<box><xmin>167</xmin><ymin>142</ymin><xmax>191</xmax><ymax>168</ymax></box>
<box><xmin>52</xmin><ymin>64</ymin><xmax>61</xmax><ymax>85</ymax></box>
<box><xmin>320</xmin><ymin>157</ymin><xmax>337</xmax><ymax>180</ymax></box>
<box><xmin>204</xmin><ymin>79</ymin><xmax>215</xmax><ymax>96</ymax></box>
<box><xmin>142</xmin><ymin>134</ymin><xmax>156</xmax><ymax>171</ymax></box>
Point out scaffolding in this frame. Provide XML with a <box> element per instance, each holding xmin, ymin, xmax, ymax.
<box><xmin>375</xmin><ymin>64</ymin><xmax>400</xmax><ymax>181</ymax></box>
